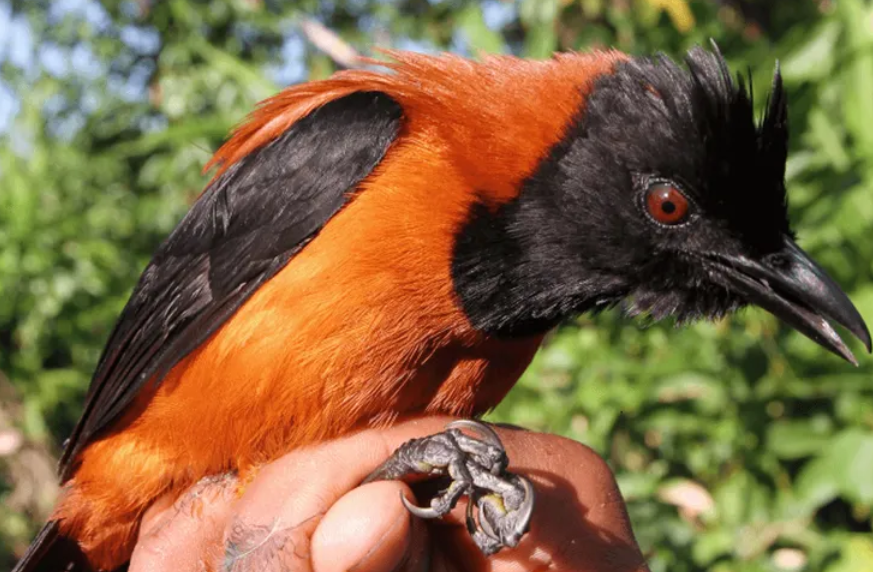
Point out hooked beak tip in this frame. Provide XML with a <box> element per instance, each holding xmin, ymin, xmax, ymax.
<box><xmin>712</xmin><ymin>237</ymin><xmax>870</xmax><ymax>365</ymax></box>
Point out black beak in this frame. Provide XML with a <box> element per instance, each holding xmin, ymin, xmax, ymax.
<box><xmin>710</xmin><ymin>237</ymin><xmax>871</xmax><ymax>365</ymax></box>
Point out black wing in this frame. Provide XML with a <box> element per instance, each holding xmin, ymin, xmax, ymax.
<box><xmin>59</xmin><ymin>91</ymin><xmax>403</xmax><ymax>478</ymax></box>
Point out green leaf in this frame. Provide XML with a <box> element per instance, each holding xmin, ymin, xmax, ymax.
<box><xmin>796</xmin><ymin>429</ymin><xmax>873</xmax><ymax>510</ymax></box>
<box><xmin>838</xmin><ymin>0</ymin><xmax>873</xmax><ymax>156</ymax></box>
<box><xmin>826</xmin><ymin>536</ymin><xmax>873</xmax><ymax>572</ymax></box>
<box><xmin>806</xmin><ymin>108</ymin><xmax>851</xmax><ymax>172</ymax></box>
<box><xmin>781</xmin><ymin>21</ymin><xmax>839</xmax><ymax>83</ymax></box>
<box><xmin>457</xmin><ymin>5</ymin><xmax>505</xmax><ymax>55</ymax></box>
<box><xmin>766</xmin><ymin>418</ymin><xmax>834</xmax><ymax>459</ymax></box>
<box><xmin>520</xmin><ymin>0</ymin><xmax>559</xmax><ymax>58</ymax></box>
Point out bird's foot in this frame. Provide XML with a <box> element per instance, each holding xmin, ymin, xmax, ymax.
<box><xmin>363</xmin><ymin>420</ymin><xmax>534</xmax><ymax>555</ymax></box>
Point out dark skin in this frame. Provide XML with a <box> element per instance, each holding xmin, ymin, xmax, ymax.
<box><xmin>129</xmin><ymin>417</ymin><xmax>649</xmax><ymax>572</ymax></box>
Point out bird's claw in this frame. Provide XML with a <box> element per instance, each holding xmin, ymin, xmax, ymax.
<box><xmin>400</xmin><ymin>478</ymin><xmax>469</xmax><ymax>519</ymax></box>
<box><xmin>466</xmin><ymin>475</ymin><xmax>535</xmax><ymax>554</ymax></box>
<box><xmin>364</xmin><ymin>420</ymin><xmax>534</xmax><ymax>555</ymax></box>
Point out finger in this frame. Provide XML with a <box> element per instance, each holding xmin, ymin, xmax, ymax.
<box><xmin>217</xmin><ymin>417</ymin><xmax>646</xmax><ymax>572</ymax></box>
<box><xmin>310</xmin><ymin>481</ymin><xmax>429</xmax><ymax>572</ymax></box>
<box><xmin>366</xmin><ymin>417</ymin><xmax>647</xmax><ymax>571</ymax></box>
<box><xmin>217</xmin><ymin>433</ymin><xmax>416</xmax><ymax>572</ymax></box>
<box><xmin>131</xmin><ymin>473</ymin><xmax>238</xmax><ymax>572</ymax></box>
<box><xmin>478</xmin><ymin>428</ymin><xmax>649</xmax><ymax>572</ymax></box>
<box><xmin>217</xmin><ymin>418</ymin><xmax>468</xmax><ymax>572</ymax></box>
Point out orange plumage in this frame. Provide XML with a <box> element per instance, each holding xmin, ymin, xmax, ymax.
<box><xmin>45</xmin><ymin>50</ymin><xmax>627</xmax><ymax>569</ymax></box>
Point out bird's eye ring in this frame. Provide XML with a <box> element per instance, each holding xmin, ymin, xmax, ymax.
<box><xmin>644</xmin><ymin>182</ymin><xmax>690</xmax><ymax>226</ymax></box>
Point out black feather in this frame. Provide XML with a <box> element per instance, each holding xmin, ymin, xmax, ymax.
<box><xmin>58</xmin><ymin>91</ymin><xmax>403</xmax><ymax>478</ymax></box>
<box><xmin>11</xmin><ymin>522</ymin><xmax>89</xmax><ymax>572</ymax></box>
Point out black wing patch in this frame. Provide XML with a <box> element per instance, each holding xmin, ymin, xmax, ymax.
<box><xmin>59</xmin><ymin>91</ymin><xmax>403</xmax><ymax>478</ymax></box>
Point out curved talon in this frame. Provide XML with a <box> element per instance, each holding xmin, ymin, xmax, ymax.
<box><xmin>446</xmin><ymin>419</ymin><xmax>504</xmax><ymax>449</ymax></box>
<box><xmin>477</xmin><ymin>498</ymin><xmax>501</xmax><ymax>541</ymax></box>
<box><xmin>466</xmin><ymin>494</ymin><xmax>502</xmax><ymax>542</ymax></box>
<box><xmin>514</xmin><ymin>476</ymin><xmax>535</xmax><ymax>533</ymax></box>
<box><xmin>400</xmin><ymin>492</ymin><xmax>442</xmax><ymax>519</ymax></box>
<box><xmin>465</xmin><ymin>493</ymin><xmax>478</xmax><ymax>535</ymax></box>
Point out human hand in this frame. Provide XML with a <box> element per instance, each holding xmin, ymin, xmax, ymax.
<box><xmin>130</xmin><ymin>417</ymin><xmax>649</xmax><ymax>572</ymax></box>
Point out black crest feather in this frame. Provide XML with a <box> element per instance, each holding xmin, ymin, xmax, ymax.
<box><xmin>625</xmin><ymin>45</ymin><xmax>791</xmax><ymax>250</ymax></box>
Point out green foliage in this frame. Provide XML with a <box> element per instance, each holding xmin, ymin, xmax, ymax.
<box><xmin>1</xmin><ymin>0</ymin><xmax>872</xmax><ymax>570</ymax></box>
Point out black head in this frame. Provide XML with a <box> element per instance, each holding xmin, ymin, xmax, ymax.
<box><xmin>452</xmin><ymin>45</ymin><xmax>871</xmax><ymax>363</ymax></box>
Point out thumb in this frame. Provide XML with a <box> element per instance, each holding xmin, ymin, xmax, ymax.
<box><xmin>310</xmin><ymin>481</ymin><xmax>430</xmax><ymax>572</ymax></box>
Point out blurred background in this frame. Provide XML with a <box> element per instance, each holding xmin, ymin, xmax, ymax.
<box><xmin>1</xmin><ymin>0</ymin><xmax>872</xmax><ymax>570</ymax></box>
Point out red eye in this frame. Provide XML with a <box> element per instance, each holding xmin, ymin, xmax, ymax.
<box><xmin>645</xmin><ymin>183</ymin><xmax>690</xmax><ymax>225</ymax></box>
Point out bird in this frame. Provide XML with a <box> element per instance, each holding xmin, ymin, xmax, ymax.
<box><xmin>14</xmin><ymin>44</ymin><xmax>870</xmax><ymax>572</ymax></box>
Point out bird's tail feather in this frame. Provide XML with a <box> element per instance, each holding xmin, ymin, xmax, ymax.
<box><xmin>11</xmin><ymin>521</ymin><xmax>91</xmax><ymax>572</ymax></box>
